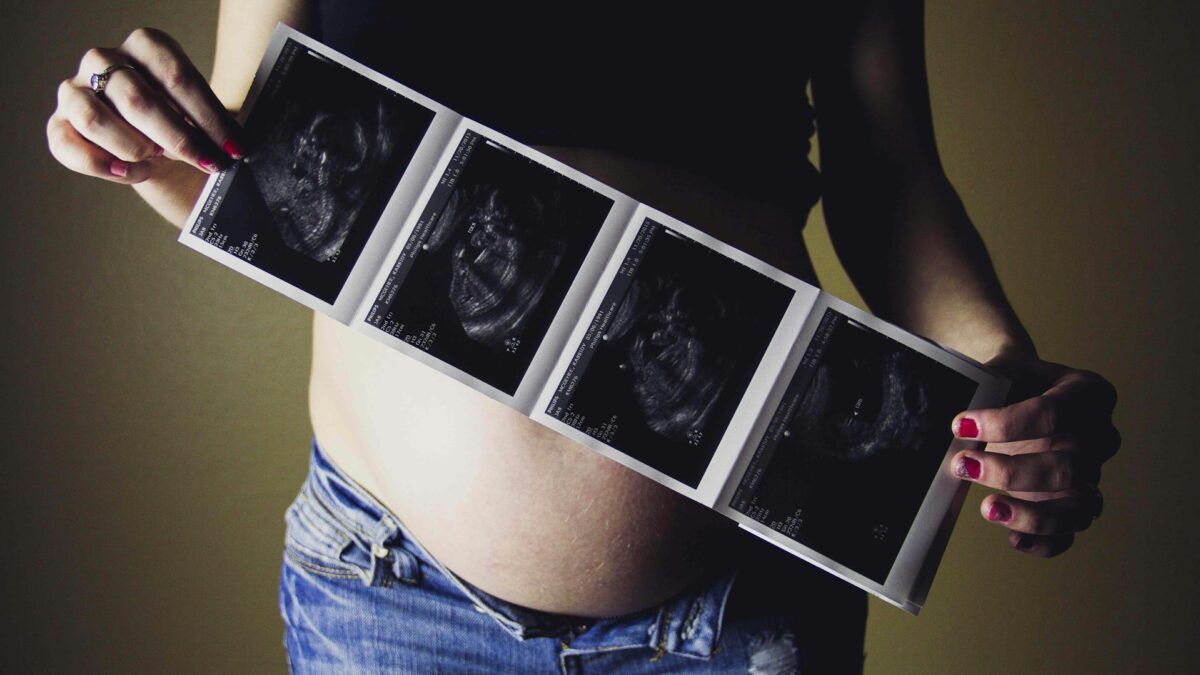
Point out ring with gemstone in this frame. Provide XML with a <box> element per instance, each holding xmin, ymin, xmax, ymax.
<box><xmin>89</xmin><ymin>63</ymin><xmax>138</xmax><ymax>95</ymax></box>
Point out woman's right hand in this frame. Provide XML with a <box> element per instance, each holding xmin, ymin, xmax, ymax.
<box><xmin>47</xmin><ymin>27</ymin><xmax>244</xmax><ymax>184</ymax></box>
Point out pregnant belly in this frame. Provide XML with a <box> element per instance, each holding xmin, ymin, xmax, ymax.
<box><xmin>309</xmin><ymin>146</ymin><xmax>819</xmax><ymax>617</ymax></box>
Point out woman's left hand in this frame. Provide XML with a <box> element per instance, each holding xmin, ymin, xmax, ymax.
<box><xmin>949</xmin><ymin>351</ymin><xmax>1120</xmax><ymax>557</ymax></box>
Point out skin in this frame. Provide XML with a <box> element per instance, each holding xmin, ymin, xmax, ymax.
<box><xmin>46</xmin><ymin>0</ymin><xmax>1120</xmax><ymax>615</ymax></box>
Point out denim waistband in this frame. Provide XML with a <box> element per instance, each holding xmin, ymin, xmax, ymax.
<box><xmin>300</xmin><ymin>437</ymin><xmax>738</xmax><ymax>659</ymax></box>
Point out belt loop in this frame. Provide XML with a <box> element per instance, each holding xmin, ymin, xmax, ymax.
<box><xmin>365</xmin><ymin>515</ymin><xmax>422</xmax><ymax>587</ymax></box>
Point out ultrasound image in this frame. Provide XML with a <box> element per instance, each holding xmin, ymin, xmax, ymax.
<box><xmin>790</xmin><ymin>346</ymin><xmax>933</xmax><ymax>463</ymax></box>
<box><xmin>189</xmin><ymin>39</ymin><xmax>434</xmax><ymax>303</ymax></box>
<box><xmin>247</xmin><ymin>96</ymin><xmax>402</xmax><ymax>262</ymax></box>
<box><xmin>428</xmin><ymin>182</ymin><xmax>568</xmax><ymax>351</ymax></box>
<box><xmin>730</xmin><ymin>309</ymin><xmax>978</xmax><ymax>583</ymax></box>
<box><xmin>547</xmin><ymin>220</ymin><xmax>794</xmax><ymax>488</ymax></box>
<box><xmin>605</xmin><ymin>272</ymin><xmax>738</xmax><ymax>443</ymax></box>
<box><xmin>367</xmin><ymin>132</ymin><xmax>612</xmax><ymax>395</ymax></box>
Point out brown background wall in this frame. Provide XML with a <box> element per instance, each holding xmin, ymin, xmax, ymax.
<box><xmin>2</xmin><ymin>2</ymin><xmax>1196</xmax><ymax>672</ymax></box>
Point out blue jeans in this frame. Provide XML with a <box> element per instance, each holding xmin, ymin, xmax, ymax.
<box><xmin>279</xmin><ymin>439</ymin><xmax>867</xmax><ymax>673</ymax></box>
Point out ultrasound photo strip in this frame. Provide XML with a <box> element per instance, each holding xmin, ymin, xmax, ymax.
<box><xmin>179</xmin><ymin>23</ymin><xmax>1010</xmax><ymax>614</ymax></box>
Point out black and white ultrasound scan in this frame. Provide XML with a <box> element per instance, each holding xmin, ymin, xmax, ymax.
<box><xmin>729</xmin><ymin>308</ymin><xmax>979</xmax><ymax>582</ymax></box>
<box><xmin>547</xmin><ymin>219</ymin><xmax>794</xmax><ymax>488</ymax></box>
<box><xmin>189</xmin><ymin>39</ymin><xmax>434</xmax><ymax>303</ymax></box>
<box><xmin>366</xmin><ymin>130</ymin><xmax>613</xmax><ymax>395</ymax></box>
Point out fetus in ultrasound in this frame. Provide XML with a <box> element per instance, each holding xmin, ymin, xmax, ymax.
<box><xmin>246</xmin><ymin>98</ymin><xmax>399</xmax><ymax>262</ymax></box>
<box><xmin>604</xmin><ymin>274</ymin><xmax>738</xmax><ymax>442</ymax></box>
<box><xmin>423</xmin><ymin>183</ymin><xmax>567</xmax><ymax>350</ymax></box>
<box><xmin>787</xmin><ymin>341</ymin><xmax>932</xmax><ymax>462</ymax></box>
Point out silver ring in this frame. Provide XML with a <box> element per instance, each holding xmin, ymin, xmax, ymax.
<box><xmin>89</xmin><ymin>63</ymin><xmax>138</xmax><ymax>95</ymax></box>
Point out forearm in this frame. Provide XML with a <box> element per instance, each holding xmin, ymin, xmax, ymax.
<box><xmin>808</xmin><ymin>2</ymin><xmax>1034</xmax><ymax>363</ymax></box>
<box><xmin>825</xmin><ymin>168</ymin><xmax>1036</xmax><ymax>363</ymax></box>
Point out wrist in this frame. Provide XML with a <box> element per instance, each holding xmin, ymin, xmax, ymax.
<box><xmin>979</xmin><ymin>333</ymin><xmax>1039</xmax><ymax>367</ymax></box>
<box><xmin>130</xmin><ymin>159</ymin><xmax>209</xmax><ymax>230</ymax></box>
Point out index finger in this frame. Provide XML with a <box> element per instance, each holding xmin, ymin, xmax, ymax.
<box><xmin>119</xmin><ymin>28</ymin><xmax>245</xmax><ymax>159</ymax></box>
<box><xmin>952</xmin><ymin>394</ymin><xmax>1063</xmax><ymax>443</ymax></box>
<box><xmin>953</xmin><ymin>369</ymin><xmax>1116</xmax><ymax>443</ymax></box>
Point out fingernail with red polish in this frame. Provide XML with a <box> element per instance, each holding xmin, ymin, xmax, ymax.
<box><xmin>198</xmin><ymin>157</ymin><xmax>219</xmax><ymax>173</ymax></box>
<box><xmin>222</xmin><ymin>138</ymin><xmax>244</xmax><ymax>160</ymax></box>
<box><xmin>954</xmin><ymin>456</ymin><xmax>981</xmax><ymax>480</ymax></box>
<box><xmin>987</xmin><ymin>501</ymin><xmax>1012</xmax><ymax>523</ymax></box>
<box><xmin>1015</xmin><ymin>534</ymin><xmax>1036</xmax><ymax>551</ymax></box>
<box><xmin>109</xmin><ymin>160</ymin><xmax>129</xmax><ymax>178</ymax></box>
<box><xmin>956</xmin><ymin>417</ymin><xmax>979</xmax><ymax>438</ymax></box>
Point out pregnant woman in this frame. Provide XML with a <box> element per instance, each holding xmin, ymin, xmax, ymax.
<box><xmin>46</xmin><ymin>1</ymin><xmax>1118</xmax><ymax>672</ymax></box>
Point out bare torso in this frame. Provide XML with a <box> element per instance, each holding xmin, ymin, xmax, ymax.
<box><xmin>310</xmin><ymin>145</ymin><xmax>819</xmax><ymax>617</ymax></box>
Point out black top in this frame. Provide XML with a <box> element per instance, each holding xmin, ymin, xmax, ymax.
<box><xmin>314</xmin><ymin>1</ymin><xmax>820</xmax><ymax>216</ymax></box>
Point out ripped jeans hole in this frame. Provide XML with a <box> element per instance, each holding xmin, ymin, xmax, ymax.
<box><xmin>747</xmin><ymin>628</ymin><xmax>799</xmax><ymax>675</ymax></box>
